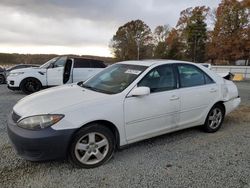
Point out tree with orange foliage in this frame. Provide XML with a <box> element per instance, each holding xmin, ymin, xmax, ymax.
<box><xmin>207</xmin><ymin>0</ymin><xmax>249</xmax><ymax>65</ymax></box>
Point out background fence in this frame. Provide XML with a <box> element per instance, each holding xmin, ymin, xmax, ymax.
<box><xmin>212</xmin><ymin>66</ymin><xmax>250</xmax><ymax>80</ymax></box>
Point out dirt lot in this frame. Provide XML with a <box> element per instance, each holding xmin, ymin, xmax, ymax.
<box><xmin>0</xmin><ymin>82</ymin><xmax>250</xmax><ymax>188</ymax></box>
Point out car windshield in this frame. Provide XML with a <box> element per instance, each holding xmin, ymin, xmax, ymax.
<box><xmin>78</xmin><ymin>64</ymin><xmax>147</xmax><ymax>94</ymax></box>
<box><xmin>40</xmin><ymin>57</ymin><xmax>59</xmax><ymax>68</ymax></box>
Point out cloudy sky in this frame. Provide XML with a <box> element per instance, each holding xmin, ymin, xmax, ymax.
<box><xmin>0</xmin><ymin>0</ymin><xmax>220</xmax><ymax>57</ymax></box>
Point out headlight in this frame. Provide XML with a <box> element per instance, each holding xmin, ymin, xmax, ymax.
<box><xmin>9</xmin><ymin>72</ymin><xmax>24</xmax><ymax>76</ymax></box>
<box><xmin>17</xmin><ymin>114</ymin><xmax>64</xmax><ymax>130</ymax></box>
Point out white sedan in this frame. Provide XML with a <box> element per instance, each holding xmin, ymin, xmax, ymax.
<box><xmin>7</xmin><ymin>60</ymin><xmax>240</xmax><ymax>168</ymax></box>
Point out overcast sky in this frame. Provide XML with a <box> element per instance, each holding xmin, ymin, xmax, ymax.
<box><xmin>0</xmin><ymin>0</ymin><xmax>220</xmax><ymax>57</ymax></box>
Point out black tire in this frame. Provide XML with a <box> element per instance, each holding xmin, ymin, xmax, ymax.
<box><xmin>69</xmin><ymin>124</ymin><xmax>115</xmax><ymax>168</ymax></box>
<box><xmin>20</xmin><ymin>78</ymin><xmax>42</xmax><ymax>94</ymax></box>
<box><xmin>203</xmin><ymin>104</ymin><xmax>225</xmax><ymax>133</ymax></box>
<box><xmin>0</xmin><ymin>74</ymin><xmax>5</xmax><ymax>84</ymax></box>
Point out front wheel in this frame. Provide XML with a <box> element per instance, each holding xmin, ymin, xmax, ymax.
<box><xmin>69</xmin><ymin>124</ymin><xmax>115</xmax><ymax>168</ymax></box>
<box><xmin>203</xmin><ymin>104</ymin><xmax>225</xmax><ymax>133</ymax></box>
<box><xmin>20</xmin><ymin>78</ymin><xmax>42</xmax><ymax>94</ymax></box>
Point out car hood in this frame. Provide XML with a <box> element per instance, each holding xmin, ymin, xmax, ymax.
<box><xmin>13</xmin><ymin>84</ymin><xmax>109</xmax><ymax>118</ymax></box>
<box><xmin>10</xmin><ymin>67</ymin><xmax>41</xmax><ymax>73</ymax></box>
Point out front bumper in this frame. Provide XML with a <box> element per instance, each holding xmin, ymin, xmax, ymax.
<box><xmin>7</xmin><ymin>75</ymin><xmax>22</xmax><ymax>88</ymax></box>
<box><xmin>7</xmin><ymin>85</ymin><xmax>20</xmax><ymax>91</ymax></box>
<box><xmin>7</xmin><ymin>115</ymin><xmax>76</xmax><ymax>161</ymax></box>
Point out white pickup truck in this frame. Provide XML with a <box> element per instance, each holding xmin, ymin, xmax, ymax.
<box><xmin>7</xmin><ymin>56</ymin><xmax>106</xmax><ymax>94</ymax></box>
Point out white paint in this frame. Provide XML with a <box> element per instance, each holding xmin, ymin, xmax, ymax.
<box><xmin>12</xmin><ymin>60</ymin><xmax>241</xmax><ymax>147</ymax></box>
<box><xmin>6</xmin><ymin>58</ymin><xmax>104</xmax><ymax>88</ymax></box>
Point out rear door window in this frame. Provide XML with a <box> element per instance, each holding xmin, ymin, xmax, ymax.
<box><xmin>91</xmin><ymin>61</ymin><xmax>106</xmax><ymax>68</ymax></box>
<box><xmin>73</xmin><ymin>59</ymin><xmax>91</xmax><ymax>68</ymax></box>
<box><xmin>177</xmin><ymin>64</ymin><xmax>214</xmax><ymax>88</ymax></box>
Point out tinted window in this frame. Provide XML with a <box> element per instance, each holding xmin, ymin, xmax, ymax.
<box><xmin>177</xmin><ymin>64</ymin><xmax>214</xmax><ymax>88</ymax></box>
<box><xmin>74</xmin><ymin>59</ymin><xmax>91</xmax><ymax>68</ymax></box>
<box><xmin>91</xmin><ymin>61</ymin><xmax>106</xmax><ymax>68</ymax></box>
<box><xmin>138</xmin><ymin>65</ymin><xmax>176</xmax><ymax>93</ymax></box>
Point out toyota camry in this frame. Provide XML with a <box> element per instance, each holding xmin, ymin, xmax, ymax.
<box><xmin>7</xmin><ymin>60</ymin><xmax>240</xmax><ymax>168</ymax></box>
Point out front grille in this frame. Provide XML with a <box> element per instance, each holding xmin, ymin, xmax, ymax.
<box><xmin>12</xmin><ymin>111</ymin><xmax>21</xmax><ymax>123</ymax></box>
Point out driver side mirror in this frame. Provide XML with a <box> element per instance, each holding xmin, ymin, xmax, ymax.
<box><xmin>128</xmin><ymin>87</ymin><xmax>150</xmax><ymax>97</ymax></box>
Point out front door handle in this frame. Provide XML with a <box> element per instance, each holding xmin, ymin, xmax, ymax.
<box><xmin>170</xmin><ymin>95</ymin><xmax>180</xmax><ymax>101</ymax></box>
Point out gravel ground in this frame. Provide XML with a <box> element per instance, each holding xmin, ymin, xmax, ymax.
<box><xmin>0</xmin><ymin>82</ymin><xmax>250</xmax><ymax>188</ymax></box>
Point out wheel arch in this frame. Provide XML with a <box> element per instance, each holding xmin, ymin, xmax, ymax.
<box><xmin>72</xmin><ymin>120</ymin><xmax>121</xmax><ymax>149</ymax></box>
<box><xmin>212</xmin><ymin>101</ymin><xmax>226</xmax><ymax>115</ymax></box>
<box><xmin>202</xmin><ymin>101</ymin><xmax>226</xmax><ymax>125</ymax></box>
<box><xmin>19</xmin><ymin>77</ymin><xmax>43</xmax><ymax>88</ymax></box>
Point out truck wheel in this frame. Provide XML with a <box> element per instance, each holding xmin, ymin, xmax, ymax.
<box><xmin>20</xmin><ymin>78</ymin><xmax>42</xmax><ymax>94</ymax></box>
<box><xmin>69</xmin><ymin>124</ymin><xmax>115</xmax><ymax>168</ymax></box>
<box><xmin>0</xmin><ymin>75</ymin><xmax>5</xmax><ymax>84</ymax></box>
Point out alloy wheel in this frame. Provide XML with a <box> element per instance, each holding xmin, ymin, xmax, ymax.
<box><xmin>74</xmin><ymin>132</ymin><xmax>109</xmax><ymax>165</ymax></box>
<box><xmin>208</xmin><ymin>108</ymin><xmax>223</xmax><ymax>129</ymax></box>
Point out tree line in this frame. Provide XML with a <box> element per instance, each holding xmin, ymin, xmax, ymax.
<box><xmin>110</xmin><ymin>0</ymin><xmax>250</xmax><ymax>65</ymax></box>
<box><xmin>0</xmin><ymin>53</ymin><xmax>115</xmax><ymax>66</ymax></box>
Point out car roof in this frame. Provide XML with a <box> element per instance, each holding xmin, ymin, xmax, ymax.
<box><xmin>73</xmin><ymin>57</ymin><xmax>104</xmax><ymax>62</ymax></box>
<box><xmin>117</xmin><ymin>59</ymin><xmax>198</xmax><ymax>67</ymax></box>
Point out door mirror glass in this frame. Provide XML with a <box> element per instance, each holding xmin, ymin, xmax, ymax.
<box><xmin>128</xmin><ymin>87</ymin><xmax>150</xmax><ymax>97</ymax></box>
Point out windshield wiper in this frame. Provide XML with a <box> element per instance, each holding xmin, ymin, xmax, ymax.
<box><xmin>79</xmin><ymin>83</ymin><xmax>94</xmax><ymax>90</ymax></box>
<box><xmin>78</xmin><ymin>83</ymin><xmax>115</xmax><ymax>94</ymax></box>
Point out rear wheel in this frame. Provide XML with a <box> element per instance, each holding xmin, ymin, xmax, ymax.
<box><xmin>0</xmin><ymin>75</ymin><xmax>5</xmax><ymax>84</ymax></box>
<box><xmin>69</xmin><ymin>124</ymin><xmax>115</xmax><ymax>168</ymax></box>
<box><xmin>203</xmin><ymin>104</ymin><xmax>225</xmax><ymax>133</ymax></box>
<box><xmin>20</xmin><ymin>78</ymin><xmax>42</xmax><ymax>94</ymax></box>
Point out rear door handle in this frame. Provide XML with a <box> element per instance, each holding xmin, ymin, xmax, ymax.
<box><xmin>170</xmin><ymin>95</ymin><xmax>180</xmax><ymax>101</ymax></box>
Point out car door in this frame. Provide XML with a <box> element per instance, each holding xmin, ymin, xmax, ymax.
<box><xmin>72</xmin><ymin>59</ymin><xmax>93</xmax><ymax>82</ymax></box>
<box><xmin>47</xmin><ymin>56</ymin><xmax>67</xmax><ymax>86</ymax></box>
<box><xmin>176</xmin><ymin>64</ymin><xmax>219</xmax><ymax>127</ymax></box>
<box><xmin>124</xmin><ymin>64</ymin><xmax>180</xmax><ymax>143</ymax></box>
